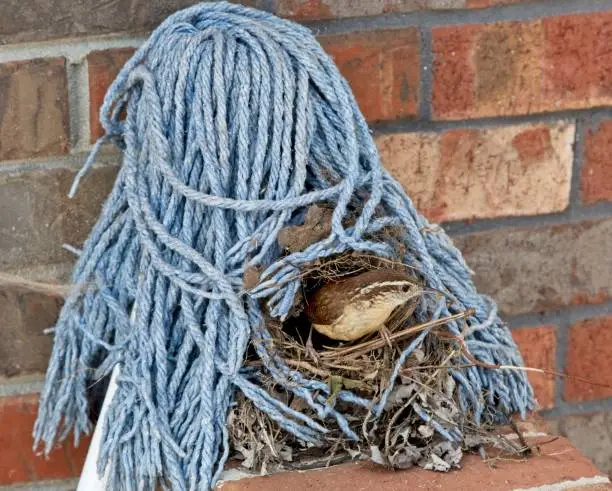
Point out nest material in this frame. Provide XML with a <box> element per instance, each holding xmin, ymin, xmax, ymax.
<box><xmin>229</xmin><ymin>246</ymin><xmax>527</xmax><ymax>475</ymax></box>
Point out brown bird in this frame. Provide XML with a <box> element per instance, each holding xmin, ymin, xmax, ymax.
<box><xmin>304</xmin><ymin>269</ymin><xmax>422</xmax><ymax>353</ymax></box>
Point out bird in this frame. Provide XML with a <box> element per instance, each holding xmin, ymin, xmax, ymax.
<box><xmin>304</xmin><ymin>269</ymin><xmax>422</xmax><ymax>355</ymax></box>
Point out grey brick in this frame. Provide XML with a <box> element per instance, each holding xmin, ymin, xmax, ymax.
<box><xmin>0</xmin><ymin>165</ymin><xmax>117</xmax><ymax>271</ymax></box>
<box><xmin>549</xmin><ymin>412</ymin><xmax>612</xmax><ymax>474</ymax></box>
<box><xmin>454</xmin><ymin>219</ymin><xmax>612</xmax><ymax>316</ymax></box>
<box><xmin>0</xmin><ymin>288</ymin><xmax>61</xmax><ymax>377</ymax></box>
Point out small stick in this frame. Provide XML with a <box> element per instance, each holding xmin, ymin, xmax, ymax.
<box><xmin>320</xmin><ymin>310</ymin><xmax>475</xmax><ymax>359</ymax></box>
<box><xmin>434</xmin><ymin>332</ymin><xmax>612</xmax><ymax>391</ymax></box>
<box><xmin>508</xmin><ymin>419</ymin><xmax>531</xmax><ymax>457</ymax></box>
<box><xmin>0</xmin><ymin>271</ymin><xmax>75</xmax><ymax>297</ymax></box>
<box><xmin>285</xmin><ymin>360</ymin><xmax>331</xmax><ymax>378</ymax></box>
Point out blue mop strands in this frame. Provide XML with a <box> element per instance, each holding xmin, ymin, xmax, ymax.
<box><xmin>33</xmin><ymin>2</ymin><xmax>534</xmax><ymax>489</ymax></box>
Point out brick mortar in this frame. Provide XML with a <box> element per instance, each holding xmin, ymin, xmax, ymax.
<box><xmin>554</xmin><ymin>321</ymin><xmax>571</xmax><ymax>409</ymax></box>
<box><xmin>0</xmin><ymin>378</ymin><xmax>44</xmax><ymax>398</ymax></box>
<box><xmin>570</xmin><ymin>118</ymin><xmax>587</xmax><ymax>209</ymax></box>
<box><xmin>443</xmin><ymin>203</ymin><xmax>612</xmax><ymax>236</ymax></box>
<box><xmin>506</xmin><ymin>302</ymin><xmax>612</xmax><ymax>329</ymax></box>
<box><xmin>0</xmin><ymin>478</ymin><xmax>78</xmax><ymax>490</ymax></box>
<box><xmin>0</xmin><ymin>152</ymin><xmax>119</xmax><ymax>175</ymax></box>
<box><xmin>0</xmin><ymin>35</ymin><xmax>144</xmax><ymax>64</ymax></box>
<box><xmin>67</xmin><ymin>59</ymin><xmax>91</xmax><ymax>153</ymax></box>
<box><xmin>541</xmin><ymin>397</ymin><xmax>612</xmax><ymax>419</ymax></box>
<box><xmin>507</xmin><ymin>304</ymin><xmax>612</xmax><ymax>418</ymax></box>
<box><xmin>512</xmin><ymin>476</ymin><xmax>612</xmax><ymax>491</ymax></box>
<box><xmin>418</xmin><ymin>27</ymin><xmax>433</xmax><ymax>120</ymax></box>
<box><xmin>373</xmin><ymin>108</ymin><xmax>612</xmax><ymax>134</ymax></box>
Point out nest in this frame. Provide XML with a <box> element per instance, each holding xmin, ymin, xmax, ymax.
<box><xmin>229</xmin><ymin>247</ymin><xmax>529</xmax><ymax>476</ymax></box>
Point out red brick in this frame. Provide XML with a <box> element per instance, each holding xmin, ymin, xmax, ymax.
<box><xmin>88</xmin><ymin>48</ymin><xmax>135</xmax><ymax>141</ymax></box>
<box><xmin>276</xmin><ymin>0</ymin><xmax>466</xmax><ymax>20</ymax></box>
<box><xmin>543</xmin><ymin>14</ymin><xmax>612</xmax><ymax>108</ymax></box>
<box><xmin>0</xmin><ymin>394</ymin><xmax>89</xmax><ymax>485</ymax></box>
<box><xmin>376</xmin><ymin>121</ymin><xmax>573</xmax><ymax>222</ymax></box>
<box><xmin>454</xmin><ymin>219</ymin><xmax>612</xmax><ymax>316</ymax></box>
<box><xmin>512</xmin><ymin>326</ymin><xmax>556</xmax><ymax>410</ymax></box>
<box><xmin>0</xmin><ymin>58</ymin><xmax>69</xmax><ymax>161</ymax></box>
<box><xmin>218</xmin><ymin>437</ymin><xmax>606</xmax><ymax>491</ymax></box>
<box><xmin>564</xmin><ymin>316</ymin><xmax>612</xmax><ymax>403</ymax></box>
<box><xmin>320</xmin><ymin>29</ymin><xmax>420</xmax><ymax>123</ymax></box>
<box><xmin>583</xmin><ymin>120</ymin><xmax>612</xmax><ymax>205</ymax></box>
<box><xmin>432</xmin><ymin>12</ymin><xmax>612</xmax><ymax>119</ymax></box>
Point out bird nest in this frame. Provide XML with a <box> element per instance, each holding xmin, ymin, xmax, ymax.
<box><xmin>228</xmin><ymin>251</ymin><xmax>529</xmax><ymax>475</ymax></box>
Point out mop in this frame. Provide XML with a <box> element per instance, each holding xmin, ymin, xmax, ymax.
<box><xmin>33</xmin><ymin>2</ymin><xmax>534</xmax><ymax>489</ymax></box>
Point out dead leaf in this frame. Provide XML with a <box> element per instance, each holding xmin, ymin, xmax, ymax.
<box><xmin>277</xmin><ymin>205</ymin><xmax>333</xmax><ymax>253</ymax></box>
<box><xmin>244</xmin><ymin>265</ymin><xmax>264</xmax><ymax>290</ymax></box>
<box><xmin>369</xmin><ymin>445</ymin><xmax>387</xmax><ymax>466</ymax></box>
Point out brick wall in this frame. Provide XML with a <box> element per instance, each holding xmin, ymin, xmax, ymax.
<box><xmin>0</xmin><ymin>0</ymin><xmax>611</xmax><ymax>488</ymax></box>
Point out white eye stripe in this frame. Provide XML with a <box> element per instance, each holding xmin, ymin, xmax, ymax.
<box><xmin>357</xmin><ymin>281</ymin><xmax>418</xmax><ymax>295</ymax></box>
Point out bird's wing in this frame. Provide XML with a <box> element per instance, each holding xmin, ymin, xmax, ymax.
<box><xmin>306</xmin><ymin>282</ymin><xmax>345</xmax><ymax>325</ymax></box>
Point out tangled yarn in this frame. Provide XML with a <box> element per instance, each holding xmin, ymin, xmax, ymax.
<box><xmin>34</xmin><ymin>2</ymin><xmax>533</xmax><ymax>489</ymax></box>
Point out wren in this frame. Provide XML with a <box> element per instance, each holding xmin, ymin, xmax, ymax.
<box><xmin>305</xmin><ymin>269</ymin><xmax>421</xmax><ymax>342</ymax></box>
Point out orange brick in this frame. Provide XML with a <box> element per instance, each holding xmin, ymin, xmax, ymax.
<box><xmin>432</xmin><ymin>12</ymin><xmax>612</xmax><ymax>119</ymax></box>
<box><xmin>543</xmin><ymin>14</ymin><xmax>612</xmax><ymax>108</ymax></box>
<box><xmin>0</xmin><ymin>394</ymin><xmax>89</xmax><ymax>485</ymax></box>
<box><xmin>583</xmin><ymin>120</ymin><xmax>612</xmax><ymax>205</ymax></box>
<box><xmin>320</xmin><ymin>29</ymin><xmax>420</xmax><ymax>123</ymax></box>
<box><xmin>512</xmin><ymin>325</ymin><xmax>557</xmax><ymax>410</ymax></box>
<box><xmin>564</xmin><ymin>316</ymin><xmax>612</xmax><ymax>403</ymax></box>
<box><xmin>376</xmin><ymin>121</ymin><xmax>573</xmax><ymax>222</ymax></box>
<box><xmin>0</xmin><ymin>58</ymin><xmax>69</xmax><ymax>161</ymax></box>
<box><xmin>88</xmin><ymin>48</ymin><xmax>135</xmax><ymax>141</ymax></box>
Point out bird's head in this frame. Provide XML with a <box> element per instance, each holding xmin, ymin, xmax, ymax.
<box><xmin>350</xmin><ymin>270</ymin><xmax>421</xmax><ymax>310</ymax></box>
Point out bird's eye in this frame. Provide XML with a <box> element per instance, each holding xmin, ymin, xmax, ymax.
<box><xmin>402</xmin><ymin>284</ymin><xmax>412</xmax><ymax>292</ymax></box>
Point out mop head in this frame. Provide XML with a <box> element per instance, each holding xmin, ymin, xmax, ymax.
<box><xmin>34</xmin><ymin>2</ymin><xmax>534</xmax><ymax>489</ymax></box>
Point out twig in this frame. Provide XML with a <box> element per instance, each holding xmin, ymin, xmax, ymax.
<box><xmin>508</xmin><ymin>419</ymin><xmax>531</xmax><ymax>457</ymax></box>
<box><xmin>320</xmin><ymin>310</ymin><xmax>475</xmax><ymax>360</ymax></box>
<box><xmin>0</xmin><ymin>271</ymin><xmax>76</xmax><ymax>297</ymax></box>
<box><xmin>285</xmin><ymin>360</ymin><xmax>331</xmax><ymax>378</ymax></box>
<box><xmin>434</xmin><ymin>331</ymin><xmax>612</xmax><ymax>391</ymax></box>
